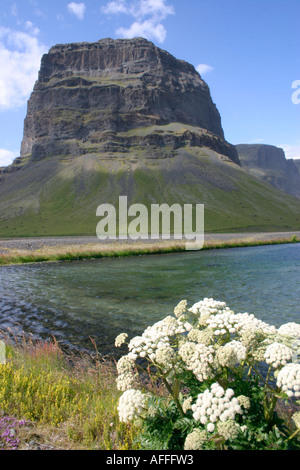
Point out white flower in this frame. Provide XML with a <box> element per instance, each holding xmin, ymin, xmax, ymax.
<box><xmin>174</xmin><ymin>300</ymin><xmax>187</xmax><ymax>318</ymax></box>
<box><xmin>217</xmin><ymin>419</ymin><xmax>241</xmax><ymax>440</ymax></box>
<box><xmin>115</xmin><ymin>333</ymin><xmax>128</xmax><ymax>347</ymax></box>
<box><xmin>189</xmin><ymin>298</ymin><xmax>227</xmax><ymax>317</ymax></box>
<box><xmin>192</xmin><ymin>383</ymin><xmax>243</xmax><ymax>431</ymax></box>
<box><xmin>276</xmin><ymin>363</ymin><xmax>300</xmax><ymax>398</ymax></box>
<box><xmin>234</xmin><ymin>312</ymin><xmax>277</xmax><ymax>336</ymax></box>
<box><xmin>216</xmin><ymin>340</ymin><xmax>247</xmax><ymax>368</ymax></box>
<box><xmin>128</xmin><ymin>316</ymin><xmax>189</xmax><ymax>361</ymax></box>
<box><xmin>292</xmin><ymin>411</ymin><xmax>300</xmax><ymax>428</ymax></box>
<box><xmin>278</xmin><ymin>322</ymin><xmax>300</xmax><ymax>339</ymax></box>
<box><xmin>207</xmin><ymin>423</ymin><xmax>215</xmax><ymax>433</ymax></box>
<box><xmin>182</xmin><ymin>396</ymin><xmax>193</xmax><ymax>414</ymax></box>
<box><xmin>188</xmin><ymin>327</ymin><xmax>214</xmax><ymax>346</ymax></box>
<box><xmin>237</xmin><ymin>395</ymin><xmax>251</xmax><ymax>411</ymax></box>
<box><xmin>264</xmin><ymin>342</ymin><xmax>294</xmax><ymax>369</ymax></box>
<box><xmin>116</xmin><ymin>355</ymin><xmax>138</xmax><ymax>391</ymax></box>
<box><xmin>184</xmin><ymin>429</ymin><xmax>207</xmax><ymax>450</ymax></box>
<box><xmin>239</xmin><ymin>327</ymin><xmax>267</xmax><ymax>350</ymax></box>
<box><xmin>203</xmin><ymin>308</ymin><xmax>277</xmax><ymax>343</ymax></box>
<box><xmin>154</xmin><ymin>346</ymin><xmax>176</xmax><ymax>367</ymax></box>
<box><xmin>206</xmin><ymin>310</ymin><xmax>238</xmax><ymax>336</ymax></box>
<box><xmin>179</xmin><ymin>341</ymin><xmax>214</xmax><ymax>382</ymax></box>
<box><xmin>118</xmin><ymin>389</ymin><xmax>146</xmax><ymax>422</ymax></box>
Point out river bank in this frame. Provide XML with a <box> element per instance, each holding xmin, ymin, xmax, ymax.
<box><xmin>0</xmin><ymin>231</ymin><xmax>299</xmax><ymax>265</ymax></box>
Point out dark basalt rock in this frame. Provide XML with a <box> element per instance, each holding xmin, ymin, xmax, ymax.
<box><xmin>237</xmin><ymin>144</ymin><xmax>300</xmax><ymax>199</ymax></box>
<box><xmin>19</xmin><ymin>37</ymin><xmax>239</xmax><ymax>164</ymax></box>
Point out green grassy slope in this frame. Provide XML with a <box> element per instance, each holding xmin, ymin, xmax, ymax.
<box><xmin>0</xmin><ymin>146</ymin><xmax>300</xmax><ymax>237</ymax></box>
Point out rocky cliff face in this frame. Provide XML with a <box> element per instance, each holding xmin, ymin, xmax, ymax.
<box><xmin>293</xmin><ymin>159</ymin><xmax>300</xmax><ymax>172</ymax></box>
<box><xmin>236</xmin><ymin>144</ymin><xmax>300</xmax><ymax>199</ymax></box>
<box><xmin>20</xmin><ymin>37</ymin><xmax>238</xmax><ymax>164</ymax></box>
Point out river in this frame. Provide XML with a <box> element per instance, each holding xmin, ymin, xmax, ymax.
<box><xmin>0</xmin><ymin>243</ymin><xmax>299</xmax><ymax>356</ymax></box>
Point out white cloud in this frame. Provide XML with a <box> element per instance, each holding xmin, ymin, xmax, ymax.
<box><xmin>102</xmin><ymin>0</ymin><xmax>175</xmax><ymax>43</ymax></box>
<box><xmin>0</xmin><ymin>27</ymin><xmax>47</xmax><ymax>110</ymax></box>
<box><xmin>117</xmin><ymin>19</ymin><xmax>167</xmax><ymax>43</ymax></box>
<box><xmin>102</xmin><ymin>0</ymin><xmax>129</xmax><ymax>15</ymax></box>
<box><xmin>11</xmin><ymin>3</ymin><xmax>18</xmax><ymax>17</ymax></box>
<box><xmin>24</xmin><ymin>21</ymin><xmax>40</xmax><ymax>36</ymax></box>
<box><xmin>196</xmin><ymin>64</ymin><xmax>214</xmax><ymax>76</ymax></box>
<box><xmin>280</xmin><ymin>143</ymin><xmax>300</xmax><ymax>160</ymax></box>
<box><xmin>67</xmin><ymin>2</ymin><xmax>86</xmax><ymax>20</ymax></box>
<box><xmin>0</xmin><ymin>149</ymin><xmax>17</xmax><ymax>167</ymax></box>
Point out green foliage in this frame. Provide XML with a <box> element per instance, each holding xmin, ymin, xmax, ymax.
<box><xmin>115</xmin><ymin>298</ymin><xmax>300</xmax><ymax>450</ymax></box>
<box><xmin>1</xmin><ymin>146</ymin><xmax>300</xmax><ymax>237</ymax></box>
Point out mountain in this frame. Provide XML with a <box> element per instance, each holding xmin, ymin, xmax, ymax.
<box><xmin>236</xmin><ymin>144</ymin><xmax>300</xmax><ymax>199</ymax></box>
<box><xmin>1</xmin><ymin>37</ymin><xmax>300</xmax><ymax>237</ymax></box>
<box><xmin>19</xmin><ymin>37</ymin><xmax>238</xmax><ymax>164</ymax></box>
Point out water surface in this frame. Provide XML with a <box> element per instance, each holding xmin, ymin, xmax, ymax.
<box><xmin>0</xmin><ymin>243</ymin><xmax>299</xmax><ymax>356</ymax></box>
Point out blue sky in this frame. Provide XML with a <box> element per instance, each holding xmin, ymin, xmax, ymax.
<box><xmin>0</xmin><ymin>0</ymin><xmax>299</xmax><ymax>166</ymax></box>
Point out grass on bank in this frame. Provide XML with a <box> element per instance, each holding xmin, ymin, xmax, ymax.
<box><xmin>0</xmin><ymin>235</ymin><xmax>299</xmax><ymax>266</ymax></box>
<box><xmin>0</xmin><ymin>335</ymin><xmax>140</xmax><ymax>450</ymax></box>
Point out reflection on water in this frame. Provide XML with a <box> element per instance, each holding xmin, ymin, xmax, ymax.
<box><xmin>0</xmin><ymin>243</ymin><xmax>299</xmax><ymax>356</ymax></box>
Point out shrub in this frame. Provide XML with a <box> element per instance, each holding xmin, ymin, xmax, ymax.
<box><xmin>114</xmin><ymin>298</ymin><xmax>300</xmax><ymax>450</ymax></box>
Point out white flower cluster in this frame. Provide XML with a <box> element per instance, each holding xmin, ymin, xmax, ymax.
<box><xmin>182</xmin><ymin>396</ymin><xmax>193</xmax><ymax>414</ymax></box>
<box><xmin>278</xmin><ymin>322</ymin><xmax>300</xmax><ymax>339</ymax></box>
<box><xmin>217</xmin><ymin>419</ymin><xmax>241</xmax><ymax>441</ymax></box>
<box><xmin>114</xmin><ymin>297</ymin><xmax>300</xmax><ymax>435</ymax></box>
<box><xmin>292</xmin><ymin>411</ymin><xmax>300</xmax><ymax>428</ymax></box>
<box><xmin>276</xmin><ymin>363</ymin><xmax>300</xmax><ymax>398</ymax></box>
<box><xmin>206</xmin><ymin>310</ymin><xmax>238</xmax><ymax>336</ymax></box>
<box><xmin>205</xmin><ymin>309</ymin><xmax>277</xmax><ymax>339</ymax></box>
<box><xmin>115</xmin><ymin>333</ymin><xmax>128</xmax><ymax>348</ymax></box>
<box><xmin>189</xmin><ymin>298</ymin><xmax>227</xmax><ymax>316</ymax></box>
<box><xmin>117</xmin><ymin>389</ymin><xmax>146</xmax><ymax>422</ymax></box>
<box><xmin>187</xmin><ymin>327</ymin><xmax>214</xmax><ymax>346</ymax></box>
<box><xmin>239</xmin><ymin>327</ymin><xmax>266</xmax><ymax>349</ymax></box>
<box><xmin>216</xmin><ymin>340</ymin><xmax>247</xmax><ymax>368</ymax></box>
<box><xmin>233</xmin><ymin>313</ymin><xmax>277</xmax><ymax>336</ymax></box>
<box><xmin>237</xmin><ymin>395</ymin><xmax>251</xmax><ymax>411</ymax></box>
<box><xmin>184</xmin><ymin>428</ymin><xmax>207</xmax><ymax>450</ymax></box>
<box><xmin>191</xmin><ymin>383</ymin><xmax>243</xmax><ymax>432</ymax></box>
<box><xmin>128</xmin><ymin>316</ymin><xmax>191</xmax><ymax>361</ymax></box>
<box><xmin>264</xmin><ymin>342</ymin><xmax>294</xmax><ymax>369</ymax></box>
<box><xmin>174</xmin><ymin>300</ymin><xmax>188</xmax><ymax>318</ymax></box>
<box><xmin>179</xmin><ymin>341</ymin><xmax>214</xmax><ymax>382</ymax></box>
<box><xmin>154</xmin><ymin>346</ymin><xmax>176</xmax><ymax>368</ymax></box>
<box><xmin>116</xmin><ymin>355</ymin><xmax>138</xmax><ymax>391</ymax></box>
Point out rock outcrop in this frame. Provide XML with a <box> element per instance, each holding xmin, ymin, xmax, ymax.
<box><xmin>20</xmin><ymin>37</ymin><xmax>239</xmax><ymax>164</ymax></box>
<box><xmin>293</xmin><ymin>159</ymin><xmax>300</xmax><ymax>173</ymax></box>
<box><xmin>236</xmin><ymin>144</ymin><xmax>300</xmax><ymax>199</ymax></box>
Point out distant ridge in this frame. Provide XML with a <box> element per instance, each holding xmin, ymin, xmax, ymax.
<box><xmin>236</xmin><ymin>144</ymin><xmax>300</xmax><ymax>199</ymax></box>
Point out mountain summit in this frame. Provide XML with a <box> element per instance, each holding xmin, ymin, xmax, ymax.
<box><xmin>20</xmin><ymin>37</ymin><xmax>238</xmax><ymax>164</ymax></box>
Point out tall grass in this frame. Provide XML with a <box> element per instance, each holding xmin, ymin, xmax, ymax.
<box><xmin>0</xmin><ymin>334</ymin><xmax>140</xmax><ymax>450</ymax></box>
<box><xmin>0</xmin><ymin>236</ymin><xmax>299</xmax><ymax>266</ymax></box>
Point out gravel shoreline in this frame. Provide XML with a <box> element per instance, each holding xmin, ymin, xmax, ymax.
<box><xmin>0</xmin><ymin>231</ymin><xmax>299</xmax><ymax>254</ymax></box>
